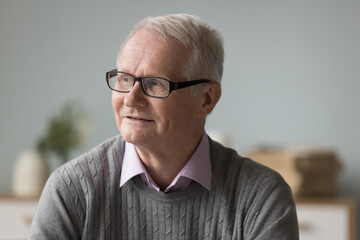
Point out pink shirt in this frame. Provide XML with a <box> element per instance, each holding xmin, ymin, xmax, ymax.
<box><xmin>120</xmin><ymin>133</ymin><xmax>212</xmax><ymax>193</ymax></box>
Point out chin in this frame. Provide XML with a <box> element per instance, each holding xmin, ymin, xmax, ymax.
<box><xmin>120</xmin><ymin>128</ymin><xmax>151</xmax><ymax>145</ymax></box>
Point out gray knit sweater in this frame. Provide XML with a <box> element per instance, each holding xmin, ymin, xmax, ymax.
<box><xmin>29</xmin><ymin>135</ymin><xmax>299</xmax><ymax>239</ymax></box>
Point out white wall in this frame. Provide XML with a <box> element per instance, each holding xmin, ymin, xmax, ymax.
<box><xmin>1</xmin><ymin>0</ymin><xmax>359</xmax><ymax>232</ymax></box>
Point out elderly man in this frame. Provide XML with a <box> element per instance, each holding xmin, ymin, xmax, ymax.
<box><xmin>29</xmin><ymin>14</ymin><xmax>299</xmax><ymax>239</ymax></box>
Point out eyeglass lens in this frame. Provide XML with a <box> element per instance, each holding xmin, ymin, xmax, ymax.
<box><xmin>108</xmin><ymin>72</ymin><xmax>170</xmax><ymax>97</ymax></box>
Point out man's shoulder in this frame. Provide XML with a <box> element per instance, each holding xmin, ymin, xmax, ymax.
<box><xmin>51</xmin><ymin>135</ymin><xmax>125</xmax><ymax>186</ymax></box>
<box><xmin>209</xmin><ymin>138</ymin><xmax>288</xmax><ymax>186</ymax></box>
<box><xmin>210</xmin><ymin>139</ymin><xmax>294</xmax><ymax>211</ymax></box>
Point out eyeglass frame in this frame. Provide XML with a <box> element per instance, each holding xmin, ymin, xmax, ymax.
<box><xmin>106</xmin><ymin>69</ymin><xmax>211</xmax><ymax>98</ymax></box>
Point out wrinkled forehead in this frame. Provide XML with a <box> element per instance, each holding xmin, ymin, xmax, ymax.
<box><xmin>117</xmin><ymin>29</ymin><xmax>193</xmax><ymax>81</ymax></box>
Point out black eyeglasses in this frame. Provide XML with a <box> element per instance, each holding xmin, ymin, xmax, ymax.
<box><xmin>106</xmin><ymin>69</ymin><xmax>211</xmax><ymax>98</ymax></box>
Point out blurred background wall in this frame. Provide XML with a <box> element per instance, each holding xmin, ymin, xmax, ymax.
<box><xmin>1</xmin><ymin>0</ymin><xmax>359</xmax><ymax>231</ymax></box>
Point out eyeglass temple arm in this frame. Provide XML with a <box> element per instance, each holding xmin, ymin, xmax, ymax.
<box><xmin>171</xmin><ymin>79</ymin><xmax>210</xmax><ymax>91</ymax></box>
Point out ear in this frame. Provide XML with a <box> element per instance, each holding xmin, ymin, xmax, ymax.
<box><xmin>198</xmin><ymin>82</ymin><xmax>222</xmax><ymax>118</ymax></box>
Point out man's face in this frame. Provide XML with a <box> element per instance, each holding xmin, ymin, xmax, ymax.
<box><xmin>112</xmin><ymin>29</ymin><xmax>205</xmax><ymax>149</ymax></box>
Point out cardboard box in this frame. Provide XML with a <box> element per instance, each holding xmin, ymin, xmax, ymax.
<box><xmin>245</xmin><ymin>145</ymin><xmax>342</xmax><ymax>197</ymax></box>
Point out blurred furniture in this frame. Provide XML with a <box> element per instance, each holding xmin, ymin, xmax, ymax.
<box><xmin>245</xmin><ymin>145</ymin><xmax>342</xmax><ymax>197</ymax></box>
<box><xmin>245</xmin><ymin>145</ymin><xmax>356</xmax><ymax>239</ymax></box>
<box><xmin>0</xmin><ymin>196</ymin><xmax>38</xmax><ymax>239</ymax></box>
<box><xmin>296</xmin><ymin>198</ymin><xmax>356</xmax><ymax>240</ymax></box>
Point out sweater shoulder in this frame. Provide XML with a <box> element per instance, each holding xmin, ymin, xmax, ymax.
<box><xmin>209</xmin><ymin>138</ymin><xmax>289</xmax><ymax>190</ymax></box>
<box><xmin>50</xmin><ymin>135</ymin><xmax>125</xmax><ymax>198</ymax></box>
<box><xmin>209</xmin><ymin>139</ymin><xmax>296</xmax><ymax>220</ymax></box>
<box><xmin>55</xmin><ymin>135</ymin><xmax>124</xmax><ymax>176</ymax></box>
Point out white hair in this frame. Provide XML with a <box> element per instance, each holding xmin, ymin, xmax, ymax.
<box><xmin>117</xmin><ymin>13</ymin><xmax>224</xmax><ymax>84</ymax></box>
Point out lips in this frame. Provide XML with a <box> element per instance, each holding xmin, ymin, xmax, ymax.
<box><xmin>127</xmin><ymin>116</ymin><xmax>153</xmax><ymax>122</ymax></box>
<box><xmin>120</xmin><ymin>109</ymin><xmax>155</xmax><ymax>123</ymax></box>
<box><xmin>122</xmin><ymin>113</ymin><xmax>154</xmax><ymax>123</ymax></box>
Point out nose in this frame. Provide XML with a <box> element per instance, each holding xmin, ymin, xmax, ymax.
<box><xmin>124</xmin><ymin>82</ymin><xmax>148</xmax><ymax>108</ymax></box>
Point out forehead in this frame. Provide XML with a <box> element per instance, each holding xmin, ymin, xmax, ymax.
<box><xmin>117</xmin><ymin>29</ymin><xmax>192</xmax><ymax>80</ymax></box>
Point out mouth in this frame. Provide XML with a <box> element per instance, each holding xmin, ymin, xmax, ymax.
<box><xmin>126</xmin><ymin>116</ymin><xmax>154</xmax><ymax>122</ymax></box>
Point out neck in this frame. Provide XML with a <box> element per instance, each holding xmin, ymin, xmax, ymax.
<box><xmin>134</xmin><ymin>131</ymin><xmax>204</xmax><ymax>191</ymax></box>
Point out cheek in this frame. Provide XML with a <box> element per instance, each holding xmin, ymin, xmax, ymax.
<box><xmin>111</xmin><ymin>93</ymin><xmax>125</xmax><ymax>129</ymax></box>
<box><xmin>111</xmin><ymin>92</ymin><xmax>123</xmax><ymax>112</ymax></box>
<box><xmin>165</xmin><ymin>101</ymin><xmax>199</xmax><ymax>127</ymax></box>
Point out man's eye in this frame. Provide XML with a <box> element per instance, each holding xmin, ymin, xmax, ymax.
<box><xmin>119</xmin><ymin>76</ymin><xmax>131</xmax><ymax>82</ymax></box>
<box><xmin>144</xmin><ymin>79</ymin><xmax>158</xmax><ymax>87</ymax></box>
<box><xmin>150</xmin><ymin>80</ymin><xmax>159</xmax><ymax>86</ymax></box>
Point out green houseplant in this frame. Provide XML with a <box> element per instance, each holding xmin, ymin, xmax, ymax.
<box><xmin>36</xmin><ymin>101</ymin><xmax>89</xmax><ymax>164</ymax></box>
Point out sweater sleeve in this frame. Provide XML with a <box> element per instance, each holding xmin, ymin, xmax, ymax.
<box><xmin>28</xmin><ymin>167</ymin><xmax>84</xmax><ymax>240</ymax></box>
<box><xmin>244</xmin><ymin>171</ymin><xmax>299</xmax><ymax>240</ymax></box>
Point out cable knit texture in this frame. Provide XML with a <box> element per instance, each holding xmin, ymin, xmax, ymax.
<box><xmin>29</xmin><ymin>135</ymin><xmax>299</xmax><ymax>239</ymax></box>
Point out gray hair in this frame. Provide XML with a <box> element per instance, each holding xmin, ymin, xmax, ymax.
<box><xmin>117</xmin><ymin>14</ymin><xmax>224</xmax><ymax>84</ymax></box>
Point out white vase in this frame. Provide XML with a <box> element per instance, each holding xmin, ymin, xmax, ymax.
<box><xmin>12</xmin><ymin>149</ymin><xmax>49</xmax><ymax>198</ymax></box>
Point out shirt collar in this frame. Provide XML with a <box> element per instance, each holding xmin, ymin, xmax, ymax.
<box><xmin>119</xmin><ymin>133</ymin><xmax>212</xmax><ymax>191</ymax></box>
<box><xmin>119</xmin><ymin>141</ymin><xmax>145</xmax><ymax>188</ymax></box>
<box><xmin>176</xmin><ymin>133</ymin><xmax>211</xmax><ymax>190</ymax></box>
